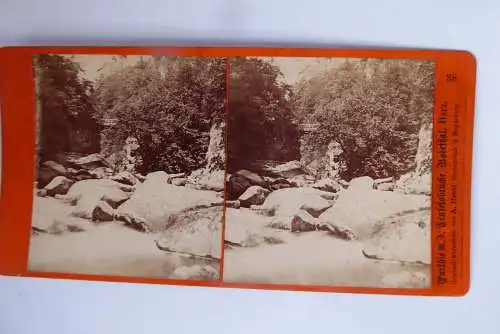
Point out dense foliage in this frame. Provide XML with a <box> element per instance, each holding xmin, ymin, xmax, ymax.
<box><xmin>293</xmin><ymin>58</ymin><xmax>435</xmax><ymax>180</ymax></box>
<box><xmin>92</xmin><ymin>56</ymin><xmax>226</xmax><ymax>174</ymax></box>
<box><xmin>227</xmin><ymin>57</ymin><xmax>300</xmax><ymax>172</ymax></box>
<box><xmin>35</xmin><ymin>55</ymin><xmax>100</xmax><ymax>162</ymax></box>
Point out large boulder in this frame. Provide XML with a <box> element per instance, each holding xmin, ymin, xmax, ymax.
<box><xmin>348</xmin><ymin>176</ymin><xmax>374</xmax><ymax>190</ymax></box>
<box><xmin>188</xmin><ymin>169</ymin><xmax>225</xmax><ymax>192</ymax></box>
<box><xmin>227</xmin><ymin>170</ymin><xmax>266</xmax><ymax>199</ymax></box>
<box><xmin>31</xmin><ymin>196</ymin><xmax>86</xmax><ymax>235</ymax></box>
<box><xmin>65</xmin><ymin>179</ymin><xmax>133</xmax><ymax>220</ymax></box>
<box><xmin>238</xmin><ymin>186</ymin><xmax>270</xmax><ymax>208</ymax></box>
<box><xmin>154</xmin><ymin>207</ymin><xmax>223</xmax><ymax>259</ymax></box>
<box><xmin>362</xmin><ymin>209</ymin><xmax>430</xmax><ymax>264</ymax></box>
<box><xmin>44</xmin><ymin>176</ymin><xmax>74</xmax><ymax>196</ymax></box>
<box><xmin>395</xmin><ymin>173</ymin><xmax>431</xmax><ymax>195</ymax></box>
<box><xmin>235</xmin><ymin>169</ymin><xmax>266</xmax><ymax>186</ymax></box>
<box><xmin>116</xmin><ymin>173</ymin><xmax>220</xmax><ymax>232</ymax></box>
<box><xmin>319</xmin><ymin>189</ymin><xmax>430</xmax><ymax>240</ymax></box>
<box><xmin>37</xmin><ymin>160</ymin><xmax>67</xmax><ymax>188</ymax></box>
<box><xmin>224</xmin><ymin>208</ymin><xmax>284</xmax><ymax>247</ymax></box>
<box><xmin>258</xmin><ymin>187</ymin><xmax>337</xmax><ymax>219</ymax></box>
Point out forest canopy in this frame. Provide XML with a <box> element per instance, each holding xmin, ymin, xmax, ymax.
<box><xmin>292</xmin><ymin>58</ymin><xmax>435</xmax><ymax>179</ymax></box>
<box><xmin>35</xmin><ymin>55</ymin><xmax>226</xmax><ymax>174</ymax></box>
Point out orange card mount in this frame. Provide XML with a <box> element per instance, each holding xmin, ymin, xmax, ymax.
<box><xmin>0</xmin><ymin>46</ymin><xmax>476</xmax><ymax>296</ymax></box>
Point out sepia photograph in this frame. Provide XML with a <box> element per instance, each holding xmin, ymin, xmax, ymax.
<box><xmin>29</xmin><ymin>54</ymin><xmax>227</xmax><ymax>281</ymax></box>
<box><xmin>223</xmin><ymin>56</ymin><xmax>435</xmax><ymax>288</ymax></box>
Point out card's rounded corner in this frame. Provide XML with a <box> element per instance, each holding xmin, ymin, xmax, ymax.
<box><xmin>458</xmin><ymin>50</ymin><xmax>477</xmax><ymax>68</ymax></box>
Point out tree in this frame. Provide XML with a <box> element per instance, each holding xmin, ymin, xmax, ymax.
<box><xmin>34</xmin><ymin>54</ymin><xmax>100</xmax><ymax>162</ymax></box>
<box><xmin>228</xmin><ymin>57</ymin><xmax>300</xmax><ymax>172</ymax></box>
<box><xmin>293</xmin><ymin>58</ymin><xmax>435</xmax><ymax>180</ymax></box>
<box><xmin>93</xmin><ymin>56</ymin><xmax>226</xmax><ymax>174</ymax></box>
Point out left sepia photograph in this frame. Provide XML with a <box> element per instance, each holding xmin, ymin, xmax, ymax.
<box><xmin>29</xmin><ymin>54</ymin><xmax>227</xmax><ymax>281</ymax></box>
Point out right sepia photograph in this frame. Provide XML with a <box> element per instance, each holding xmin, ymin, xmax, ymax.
<box><xmin>223</xmin><ymin>56</ymin><xmax>435</xmax><ymax>288</ymax></box>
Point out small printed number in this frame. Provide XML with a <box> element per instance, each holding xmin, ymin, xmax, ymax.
<box><xmin>446</xmin><ymin>73</ymin><xmax>457</xmax><ymax>82</ymax></box>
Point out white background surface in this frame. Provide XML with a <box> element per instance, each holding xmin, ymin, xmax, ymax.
<box><xmin>1</xmin><ymin>0</ymin><xmax>499</xmax><ymax>333</ymax></box>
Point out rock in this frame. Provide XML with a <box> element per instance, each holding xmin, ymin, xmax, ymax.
<box><xmin>36</xmin><ymin>189</ymin><xmax>48</xmax><ymax>197</ymax></box>
<box><xmin>235</xmin><ymin>169</ymin><xmax>266</xmax><ymax>186</ymax></box>
<box><xmin>37</xmin><ymin>161</ymin><xmax>67</xmax><ymax>188</ymax></box>
<box><xmin>111</xmin><ymin>171</ymin><xmax>140</xmax><ymax>186</ymax></box>
<box><xmin>42</xmin><ymin>160</ymin><xmax>67</xmax><ymax>175</ymax></box>
<box><xmin>250</xmin><ymin>205</ymin><xmax>275</xmax><ymax>216</ymax></box>
<box><xmin>300</xmin><ymin>198</ymin><xmax>332</xmax><ymax>218</ymax></box>
<box><xmin>238</xmin><ymin>186</ymin><xmax>270</xmax><ymax>208</ymax></box>
<box><xmin>227</xmin><ymin>169</ymin><xmax>267</xmax><ymax>199</ymax></box>
<box><xmin>290</xmin><ymin>210</ymin><xmax>318</xmax><ymax>232</ymax></box>
<box><xmin>155</xmin><ymin>207</ymin><xmax>223</xmax><ymax>258</ymax></box>
<box><xmin>266</xmin><ymin>177</ymin><xmax>296</xmax><ymax>191</ymax></box>
<box><xmin>66</xmin><ymin>153</ymin><xmax>111</xmax><ymax>170</ymax></box>
<box><xmin>66</xmin><ymin>179</ymin><xmax>133</xmax><ymax>219</ymax></box>
<box><xmin>312</xmin><ymin>178</ymin><xmax>342</xmax><ymax>193</ymax></box>
<box><xmin>197</xmin><ymin>170</ymin><xmax>225</xmax><ymax>191</ymax></box>
<box><xmin>319</xmin><ymin>189</ymin><xmax>430</xmax><ymax>240</ymax></box>
<box><xmin>91</xmin><ymin>201</ymin><xmax>115</xmax><ymax>222</ymax></box>
<box><xmin>205</xmin><ymin>121</ymin><xmax>226</xmax><ymax>171</ymax></box>
<box><xmin>31</xmin><ymin>196</ymin><xmax>86</xmax><ymax>235</ymax></box>
<box><xmin>394</xmin><ymin>123</ymin><xmax>432</xmax><ymax>195</ymax></box>
<box><xmin>382</xmin><ymin>271</ymin><xmax>429</xmax><ymax>288</ymax></box>
<box><xmin>227</xmin><ymin>174</ymin><xmax>252</xmax><ymax>200</ymax></box>
<box><xmin>263</xmin><ymin>160</ymin><xmax>307</xmax><ymax>178</ymax></box>
<box><xmin>318</xmin><ymin>222</ymin><xmax>356</xmax><ymax>240</ymax></box>
<box><xmin>43</xmin><ymin>176</ymin><xmax>74</xmax><ymax>196</ymax></box>
<box><xmin>171</xmin><ymin>177</ymin><xmax>187</xmax><ymax>186</ymax></box>
<box><xmin>224</xmin><ymin>208</ymin><xmax>284</xmax><ymax>247</ymax></box>
<box><xmin>395</xmin><ymin>173</ymin><xmax>431</xmax><ymax>195</ymax></box>
<box><xmin>171</xmin><ymin>265</ymin><xmax>219</xmax><ymax>280</ymax></box>
<box><xmin>225</xmin><ymin>200</ymin><xmax>241</xmax><ymax>209</ymax></box>
<box><xmin>187</xmin><ymin>169</ymin><xmax>225</xmax><ymax>191</ymax></box>
<box><xmin>145</xmin><ymin>171</ymin><xmax>169</xmax><ymax>183</ymax></box>
<box><xmin>362</xmin><ymin>209</ymin><xmax>430</xmax><ymax>264</ymax></box>
<box><xmin>260</xmin><ymin>187</ymin><xmax>338</xmax><ymax>219</ymax></box>
<box><xmin>348</xmin><ymin>176</ymin><xmax>374</xmax><ymax>190</ymax></box>
<box><xmin>71</xmin><ymin>169</ymin><xmax>97</xmax><ymax>181</ymax></box>
<box><xmin>116</xmin><ymin>175</ymin><xmax>220</xmax><ymax>232</ymax></box>
<box><xmin>376</xmin><ymin>182</ymin><xmax>395</xmax><ymax>191</ymax></box>
<box><xmin>166</xmin><ymin>173</ymin><xmax>186</xmax><ymax>183</ymax></box>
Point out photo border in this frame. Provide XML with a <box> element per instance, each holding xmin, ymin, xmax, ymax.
<box><xmin>0</xmin><ymin>46</ymin><xmax>476</xmax><ymax>296</ymax></box>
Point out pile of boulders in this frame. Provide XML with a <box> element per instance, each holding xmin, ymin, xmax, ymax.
<box><xmin>224</xmin><ymin>160</ymin><xmax>431</xmax><ymax>266</ymax></box>
<box><xmin>33</xmin><ymin>153</ymin><xmax>226</xmax><ymax>264</ymax></box>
